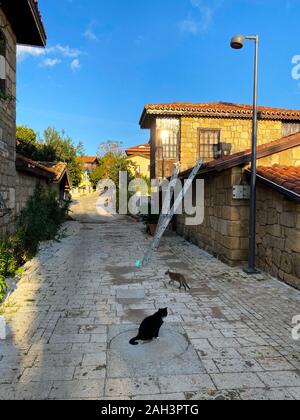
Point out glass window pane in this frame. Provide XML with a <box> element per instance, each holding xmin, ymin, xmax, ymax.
<box><xmin>161</xmin><ymin>131</ymin><xmax>178</xmax><ymax>159</ymax></box>
<box><xmin>199</xmin><ymin>129</ymin><xmax>220</xmax><ymax>161</ymax></box>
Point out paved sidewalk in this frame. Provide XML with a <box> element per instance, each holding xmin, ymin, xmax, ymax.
<box><xmin>0</xmin><ymin>194</ymin><xmax>300</xmax><ymax>400</ymax></box>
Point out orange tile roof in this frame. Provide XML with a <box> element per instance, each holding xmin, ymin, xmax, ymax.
<box><xmin>140</xmin><ymin>102</ymin><xmax>300</xmax><ymax>127</ymax></box>
<box><xmin>257</xmin><ymin>166</ymin><xmax>300</xmax><ymax>196</ymax></box>
<box><xmin>39</xmin><ymin>162</ymin><xmax>68</xmax><ymax>182</ymax></box>
<box><xmin>125</xmin><ymin>143</ymin><xmax>150</xmax><ymax>158</ymax></box>
<box><xmin>16</xmin><ymin>155</ymin><xmax>71</xmax><ymax>187</ymax></box>
<box><xmin>78</xmin><ymin>156</ymin><xmax>99</xmax><ymax>164</ymax></box>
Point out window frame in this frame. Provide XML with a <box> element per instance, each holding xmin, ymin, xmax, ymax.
<box><xmin>282</xmin><ymin>122</ymin><xmax>300</xmax><ymax>137</ymax></box>
<box><xmin>197</xmin><ymin>128</ymin><xmax>221</xmax><ymax>161</ymax></box>
<box><xmin>156</xmin><ymin>129</ymin><xmax>179</xmax><ymax>160</ymax></box>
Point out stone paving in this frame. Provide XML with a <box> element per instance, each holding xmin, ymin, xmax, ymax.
<box><xmin>0</xmin><ymin>193</ymin><xmax>300</xmax><ymax>400</ymax></box>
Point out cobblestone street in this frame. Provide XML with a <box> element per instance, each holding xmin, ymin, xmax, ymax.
<box><xmin>1</xmin><ymin>194</ymin><xmax>300</xmax><ymax>400</ymax></box>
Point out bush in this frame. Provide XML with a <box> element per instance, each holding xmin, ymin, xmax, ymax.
<box><xmin>0</xmin><ymin>240</ymin><xmax>18</xmax><ymax>277</ymax></box>
<box><xmin>0</xmin><ymin>239</ymin><xmax>19</xmax><ymax>301</ymax></box>
<box><xmin>0</xmin><ymin>185</ymin><xmax>70</xmax><ymax>303</ymax></box>
<box><xmin>15</xmin><ymin>185</ymin><xmax>70</xmax><ymax>258</ymax></box>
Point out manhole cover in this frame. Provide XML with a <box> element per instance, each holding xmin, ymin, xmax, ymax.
<box><xmin>107</xmin><ymin>324</ymin><xmax>204</xmax><ymax>378</ymax></box>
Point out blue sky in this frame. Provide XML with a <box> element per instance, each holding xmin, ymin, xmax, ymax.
<box><xmin>17</xmin><ymin>0</ymin><xmax>300</xmax><ymax>155</ymax></box>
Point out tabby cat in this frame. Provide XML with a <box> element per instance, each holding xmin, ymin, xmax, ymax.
<box><xmin>166</xmin><ymin>270</ymin><xmax>191</xmax><ymax>292</ymax></box>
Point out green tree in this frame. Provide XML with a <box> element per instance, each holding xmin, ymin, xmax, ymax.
<box><xmin>16</xmin><ymin>125</ymin><xmax>84</xmax><ymax>188</ymax></box>
<box><xmin>89</xmin><ymin>163</ymin><xmax>106</xmax><ymax>189</ymax></box>
<box><xmin>90</xmin><ymin>141</ymin><xmax>135</xmax><ymax>189</ymax></box>
<box><xmin>16</xmin><ymin>125</ymin><xmax>39</xmax><ymax>158</ymax></box>
<box><xmin>16</xmin><ymin>125</ymin><xmax>37</xmax><ymax>144</ymax></box>
<box><xmin>43</xmin><ymin>127</ymin><xmax>84</xmax><ymax>187</ymax></box>
<box><xmin>16</xmin><ymin>125</ymin><xmax>57</xmax><ymax>161</ymax></box>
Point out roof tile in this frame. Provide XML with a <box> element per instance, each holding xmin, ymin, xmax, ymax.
<box><xmin>78</xmin><ymin>156</ymin><xmax>98</xmax><ymax>164</ymax></box>
<box><xmin>257</xmin><ymin>165</ymin><xmax>300</xmax><ymax>195</ymax></box>
<box><xmin>140</xmin><ymin>102</ymin><xmax>300</xmax><ymax>126</ymax></box>
<box><xmin>125</xmin><ymin>143</ymin><xmax>150</xmax><ymax>157</ymax></box>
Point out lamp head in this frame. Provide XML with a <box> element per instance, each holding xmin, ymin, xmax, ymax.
<box><xmin>230</xmin><ymin>35</ymin><xmax>244</xmax><ymax>49</ymax></box>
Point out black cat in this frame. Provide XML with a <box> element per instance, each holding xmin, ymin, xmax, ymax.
<box><xmin>129</xmin><ymin>308</ymin><xmax>168</xmax><ymax>346</ymax></box>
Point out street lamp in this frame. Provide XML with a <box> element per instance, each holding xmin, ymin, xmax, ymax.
<box><xmin>231</xmin><ymin>34</ymin><xmax>260</xmax><ymax>274</ymax></box>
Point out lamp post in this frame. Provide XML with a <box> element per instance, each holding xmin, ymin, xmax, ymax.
<box><xmin>231</xmin><ymin>34</ymin><xmax>260</xmax><ymax>274</ymax></box>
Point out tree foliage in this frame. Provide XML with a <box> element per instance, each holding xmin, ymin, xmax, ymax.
<box><xmin>96</xmin><ymin>140</ymin><xmax>123</xmax><ymax>157</ymax></box>
<box><xmin>16</xmin><ymin>125</ymin><xmax>84</xmax><ymax>187</ymax></box>
<box><xmin>43</xmin><ymin>128</ymin><xmax>83</xmax><ymax>187</ymax></box>
<box><xmin>89</xmin><ymin>141</ymin><xmax>136</xmax><ymax>189</ymax></box>
<box><xmin>16</xmin><ymin>125</ymin><xmax>39</xmax><ymax>158</ymax></box>
<box><xmin>16</xmin><ymin>126</ymin><xmax>37</xmax><ymax>144</ymax></box>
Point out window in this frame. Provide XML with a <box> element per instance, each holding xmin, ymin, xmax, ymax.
<box><xmin>282</xmin><ymin>123</ymin><xmax>300</xmax><ymax>137</ymax></box>
<box><xmin>157</xmin><ymin>129</ymin><xmax>178</xmax><ymax>159</ymax></box>
<box><xmin>156</xmin><ymin>119</ymin><xmax>180</xmax><ymax>161</ymax></box>
<box><xmin>198</xmin><ymin>129</ymin><xmax>221</xmax><ymax>161</ymax></box>
<box><xmin>0</xmin><ymin>30</ymin><xmax>6</xmax><ymax>96</ymax></box>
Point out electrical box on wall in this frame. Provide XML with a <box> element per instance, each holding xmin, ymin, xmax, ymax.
<box><xmin>233</xmin><ymin>185</ymin><xmax>250</xmax><ymax>200</ymax></box>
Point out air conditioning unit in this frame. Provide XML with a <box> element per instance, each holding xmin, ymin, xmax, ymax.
<box><xmin>213</xmin><ymin>142</ymin><xmax>232</xmax><ymax>159</ymax></box>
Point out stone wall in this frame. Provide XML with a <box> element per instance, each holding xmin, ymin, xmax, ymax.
<box><xmin>176</xmin><ymin>165</ymin><xmax>300</xmax><ymax>289</ymax></box>
<box><xmin>15</xmin><ymin>171</ymin><xmax>48</xmax><ymax>216</ymax></box>
<box><xmin>180</xmin><ymin>117</ymin><xmax>282</xmax><ymax>171</ymax></box>
<box><xmin>176</xmin><ymin>167</ymin><xmax>250</xmax><ymax>266</ymax></box>
<box><xmin>258</xmin><ymin>145</ymin><xmax>300</xmax><ymax>167</ymax></box>
<box><xmin>0</xmin><ymin>8</ymin><xmax>16</xmax><ymax>237</ymax></box>
<box><xmin>256</xmin><ymin>184</ymin><xmax>300</xmax><ymax>290</ymax></box>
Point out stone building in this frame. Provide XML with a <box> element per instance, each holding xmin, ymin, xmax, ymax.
<box><xmin>140</xmin><ymin>102</ymin><xmax>300</xmax><ymax>179</ymax></box>
<box><xmin>140</xmin><ymin>102</ymin><xmax>300</xmax><ymax>289</ymax></box>
<box><xmin>0</xmin><ymin>0</ymin><xmax>46</xmax><ymax>237</ymax></box>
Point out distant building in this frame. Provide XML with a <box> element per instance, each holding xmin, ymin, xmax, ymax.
<box><xmin>78</xmin><ymin>156</ymin><xmax>99</xmax><ymax>175</ymax></box>
<box><xmin>74</xmin><ymin>156</ymin><xmax>100</xmax><ymax>197</ymax></box>
<box><xmin>125</xmin><ymin>143</ymin><xmax>150</xmax><ymax>178</ymax></box>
